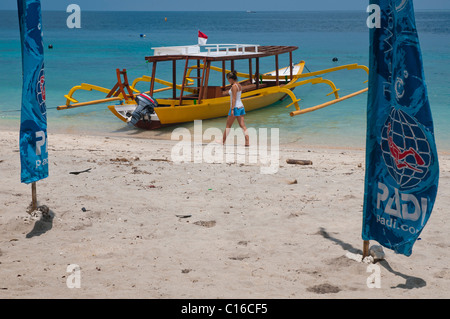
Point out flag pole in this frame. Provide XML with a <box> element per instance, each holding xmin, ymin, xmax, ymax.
<box><xmin>17</xmin><ymin>0</ymin><xmax>49</xmax><ymax>205</ymax></box>
<box><xmin>362</xmin><ymin>240</ymin><xmax>370</xmax><ymax>259</ymax></box>
<box><xmin>361</xmin><ymin>0</ymin><xmax>439</xmax><ymax>258</ymax></box>
<box><xmin>31</xmin><ymin>182</ymin><xmax>37</xmax><ymax>211</ymax></box>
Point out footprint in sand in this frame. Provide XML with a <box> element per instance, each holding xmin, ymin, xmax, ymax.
<box><xmin>229</xmin><ymin>256</ymin><xmax>249</xmax><ymax>261</ymax></box>
<box><xmin>193</xmin><ymin>220</ymin><xmax>216</xmax><ymax>228</ymax></box>
<box><xmin>307</xmin><ymin>283</ymin><xmax>341</xmax><ymax>294</ymax></box>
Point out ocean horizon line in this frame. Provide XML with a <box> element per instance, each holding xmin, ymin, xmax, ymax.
<box><xmin>1</xmin><ymin>9</ymin><xmax>450</xmax><ymax>13</ymax></box>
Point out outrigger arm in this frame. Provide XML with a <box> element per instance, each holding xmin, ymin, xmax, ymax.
<box><xmin>284</xmin><ymin>63</ymin><xmax>369</xmax><ymax>116</ymax></box>
<box><xmin>189</xmin><ymin>61</ymin><xmax>369</xmax><ymax>114</ymax></box>
<box><xmin>57</xmin><ymin>71</ymin><xmax>196</xmax><ymax>110</ymax></box>
<box><xmin>57</xmin><ymin>61</ymin><xmax>369</xmax><ymax>119</ymax></box>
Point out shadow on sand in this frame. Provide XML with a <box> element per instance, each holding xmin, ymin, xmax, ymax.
<box><xmin>318</xmin><ymin>227</ymin><xmax>426</xmax><ymax>289</ymax></box>
<box><xmin>26</xmin><ymin>207</ymin><xmax>55</xmax><ymax>239</ymax></box>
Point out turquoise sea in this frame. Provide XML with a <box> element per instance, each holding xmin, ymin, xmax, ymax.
<box><xmin>0</xmin><ymin>10</ymin><xmax>449</xmax><ymax>149</ymax></box>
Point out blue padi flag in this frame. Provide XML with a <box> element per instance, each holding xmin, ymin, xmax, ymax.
<box><xmin>362</xmin><ymin>0</ymin><xmax>439</xmax><ymax>256</ymax></box>
<box><xmin>17</xmin><ymin>0</ymin><xmax>48</xmax><ymax>184</ymax></box>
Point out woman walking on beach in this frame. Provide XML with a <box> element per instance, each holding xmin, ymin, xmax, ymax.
<box><xmin>223</xmin><ymin>70</ymin><xmax>250</xmax><ymax>146</ymax></box>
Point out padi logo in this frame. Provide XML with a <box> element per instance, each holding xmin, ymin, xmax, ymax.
<box><xmin>377</xmin><ymin>182</ymin><xmax>427</xmax><ymax>234</ymax></box>
<box><xmin>36</xmin><ymin>67</ymin><xmax>46</xmax><ymax>116</ymax></box>
<box><xmin>380</xmin><ymin>108</ymin><xmax>431</xmax><ymax>189</ymax></box>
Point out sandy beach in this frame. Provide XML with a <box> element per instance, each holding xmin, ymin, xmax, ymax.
<box><xmin>0</xmin><ymin>129</ymin><xmax>449</xmax><ymax>299</ymax></box>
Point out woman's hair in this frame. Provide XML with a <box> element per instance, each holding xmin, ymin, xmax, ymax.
<box><xmin>227</xmin><ymin>70</ymin><xmax>238</xmax><ymax>81</ymax></box>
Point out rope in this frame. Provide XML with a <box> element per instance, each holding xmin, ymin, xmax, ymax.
<box><xmin>304</xmin><ymin>65</ymin><xmax>321</xmax><ymax>78</ymax></box>
<box><xmin>0</xmin><ymin>106</ymin><xmax>59</xmax><ymax>114</ymax></box>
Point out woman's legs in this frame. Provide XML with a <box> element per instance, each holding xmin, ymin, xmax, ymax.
<box><xmin>223</xmin><ymin>115</ymin><xmax>236</xmax><ymax>144</ymax></box>
<box><xmin>236</xmin><ymin>116</ymin><xmax>250</xmax><ymax>146</ymax></box>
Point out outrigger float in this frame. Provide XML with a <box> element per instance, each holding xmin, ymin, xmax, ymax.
<box><xmin>57</xmin><ymin>43</ymin><xmax>369</xmax><ymax>130</ymax></box>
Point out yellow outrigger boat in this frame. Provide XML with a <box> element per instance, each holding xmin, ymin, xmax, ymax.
<box><xmin>57</xmin><ymin>43</ymin><xmax>368</xmax><ymax>129</ymax></box>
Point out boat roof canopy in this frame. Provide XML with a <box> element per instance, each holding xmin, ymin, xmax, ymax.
<box><xmin>146</xmin><ymin>44</ymin><xmax>298</xmax><ymax>62</ymax></box>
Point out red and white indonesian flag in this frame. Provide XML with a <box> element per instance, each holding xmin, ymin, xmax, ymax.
<box><xmin>198</xmin><ymin>31</ymin><xmax>208</xmax><ymax>45</ymax></box>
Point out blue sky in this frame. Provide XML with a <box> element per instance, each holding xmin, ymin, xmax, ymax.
<box><xmin>2</xmin><ymin>0</ymin><xmax>450</xmax><ymax>11</ymax></box>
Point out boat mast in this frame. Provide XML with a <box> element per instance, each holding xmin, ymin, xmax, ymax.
<box><xmin>275</xmin><ymin>54</ymin><xmax>280</xmax><ymax>86</ymax></box>
<box><xmin>255</xmin><ymin>57</ymin><xmax>260</xmax><ymax>90</ymax></box>
<box><xmin>197</xmin><ymin>59</ymin><xmax>201</xmax><ymax>90</ymax></box>
<box><xmin>150</xmin><ymin>61</ymin><xmax>157</xmax><ymax>95</ymax></box>
<box><xmin>222</xmin><ymin>61</ymin><xmax>226</xmax><ymax>87</ymax></box>
<box><xmin>200</xmin><ymin>60</ymin><xmax>211</xmax><ymax>103</ymax></box>
<box><xmin>249</xmin><ymin>59</ymin><xmax>253</xmax><ymax>84</ymax></box>
<box><xmin>289</xmin><ymin>51</ymin><xmax>293</xmax><ymax>82</ymax></box>
<box><xmin>172</xmin><ymin>60</ymin><xmax>177</xmax><ymax>99</ymax></box>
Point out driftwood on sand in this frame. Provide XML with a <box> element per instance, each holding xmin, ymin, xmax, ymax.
<box><xmin>286</xmin><ymin>159</ymin><xmax>313</xmax><ymax>166</ymax></box>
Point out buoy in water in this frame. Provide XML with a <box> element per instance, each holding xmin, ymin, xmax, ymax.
<box><xmin>165</xmin><ymin>17</ymin><xmax>168</xmax><ymax>22</ymax></box>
